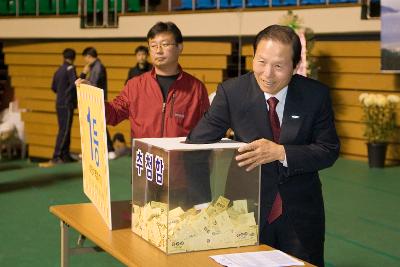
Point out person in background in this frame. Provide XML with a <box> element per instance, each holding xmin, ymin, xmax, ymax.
<box><xmin>41</xmin><ymin>48</ymin><xmax>77</xmax><ymax>167</ymax></box>
<box><xmin>112</xmin><ymin>133</ymin><xmax>131</xmax><ymax>158</ymax></box>
<box><xmin>76</xmin><ymin>22</ymin><xmax>210</xmax><ymax>206</ymax></box>
<box><xmin>76</xmin><ymin>21</ymin><xmax>209</xmax><ymax>139</ymax></box>
<box><xmin>126</xmin><ymin>45</ymin><xmax>152</xmax><ymax>83</ymax></box>
<box><xmin>80</xmin><ymin>47</ymin><xmax>116</xmax><ymax>159</ymax></box>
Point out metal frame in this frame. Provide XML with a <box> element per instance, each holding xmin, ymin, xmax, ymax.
<box><xmin>60</xmin><ymin>220</ymin><xmax>103</xmax><ymax>267</ymax></box>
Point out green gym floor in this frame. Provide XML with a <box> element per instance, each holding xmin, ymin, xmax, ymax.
<box><xmin>0</xmin><ymin>157</ymin><xmax>399</xmax><ymax>267</ymax></box>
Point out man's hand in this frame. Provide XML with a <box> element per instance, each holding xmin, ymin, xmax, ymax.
<box><xmin>75</xmin><ymin>78</ymin><xmax>90</xmax><ymax>87</ymax></box>
<box><xmin>236</xmin><ymin>138</ymin><xmax>286</xmax><ymax>172</ymax></box>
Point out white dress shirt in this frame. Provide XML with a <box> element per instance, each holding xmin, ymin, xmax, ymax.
<box><xmin>264</xmin><ymin>86</ymin><xmax>288</xmax><ymax>167</ymax></box>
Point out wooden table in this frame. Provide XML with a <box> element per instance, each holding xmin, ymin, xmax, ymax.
<box><xmin>50</xmin><ymin>203</ymin><xmax>315</xmax><ymax>267</ymax></box>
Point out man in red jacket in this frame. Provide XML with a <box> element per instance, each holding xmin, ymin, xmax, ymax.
<box><xmin>77</xmin><ymin>21</ymin><xmax>210</xmax><ymax>138</ymax></box>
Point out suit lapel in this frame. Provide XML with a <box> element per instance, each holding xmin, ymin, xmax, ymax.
<box><xmin>246</xmin><ymin>75</ymin><xmax>273</xmax><ymax>141</ymax></box>
<box><xmin>280</xmin><ymin>76</ymin><xmax>304</xmax><ymax>144</ymax></box>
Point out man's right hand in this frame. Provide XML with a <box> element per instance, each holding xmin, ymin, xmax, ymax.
<box><xmin>236</xmin><ymin>138</ymin><xmax>286</xmax><ymax>172</ymax></box>
<box><xmin>75</xmin><ymin>78</ymin><xmax>90</xmax><ymax>87</ymax></box>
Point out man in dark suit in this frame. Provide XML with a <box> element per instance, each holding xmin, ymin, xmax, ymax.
<box><xmin>187</xmin><ymin>25</ymin><xmax>340</xmax><ymax>267</ymax></box>
<box><xmin>79</xmin><ymin>47</ymin><xmax>115</xmax><ymax>159</ymax></box>
<box><xmin>49</xmin><ymin>48</ymin><xmax>77</xmax><ymax>164</ymax></box>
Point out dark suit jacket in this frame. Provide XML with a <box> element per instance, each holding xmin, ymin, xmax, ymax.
<box><xmin>80</xmin><ymin>59</ymin><xmax>108</xmax><ymax>100</ymax></box>
<box><xmin>126</xmin><ymin>63</ymin><xmax>152</xmax><ymax>83</ymax></box>
<box><xmin>187</xmin><ymin>72</ymin><xmax>340</xmax><ymax>253</ymax></box>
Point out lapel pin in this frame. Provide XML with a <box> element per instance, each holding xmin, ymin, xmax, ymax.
<box><xmin>291</xmin><ymin>115</ymin><xmax>300</xmax><ymax>119</ymax></box>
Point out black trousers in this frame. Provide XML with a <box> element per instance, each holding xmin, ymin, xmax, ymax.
<box><xmin>260</xmin><ymin>213</ymin><xmax>325</xmax><ymax>267</ymax></box>
<box><xmin>106</xmin><ymin>128</ymin><xmax>114</xmax><ymax>152</ymax></box>
<box><xmin>53</xmin><ymin>107</ymin><xmax>74</xmax><ymax>160</ymax></box>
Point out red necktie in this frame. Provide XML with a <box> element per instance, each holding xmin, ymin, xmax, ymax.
<box><xmin>267</xmin><ymin>97</ymin><xmax>283</xmax><ymax>224</ymax></box>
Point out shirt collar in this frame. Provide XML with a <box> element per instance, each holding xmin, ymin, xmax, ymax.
<box><xmin>263</xmin><ymin>86</ymin><xmax>288</xmax><ymax>104</ymax></box>
<box><xmin>151</xmin><ymin>64</ymin><xmax>183</xmax><ymax>80</ymax></box>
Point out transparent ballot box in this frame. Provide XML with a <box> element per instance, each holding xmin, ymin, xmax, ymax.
<box><xmin>131</xmin><ymin>137</ymin><xmax>260</xmax><ymax>254</ymax></box>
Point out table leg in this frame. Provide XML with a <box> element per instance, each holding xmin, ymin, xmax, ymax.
<box><xmin>58</xmin><ymin>218</ymin><xmax>103</xmax><ymax>267</ymax></box>
<box><xmin>77</xmin><ymin>234</ymin><xmax>86</xmax><ymax>247</ymax></box>
<box><xmin>60</xmin><ymin>220</ymin><xmax>69</xmax><ymax>267</ymax></box>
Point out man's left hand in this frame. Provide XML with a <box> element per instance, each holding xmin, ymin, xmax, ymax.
<box><xmin>236</xmin><ymin>138</ymin><xmax>286</xmax><ymax>172</ymax></box>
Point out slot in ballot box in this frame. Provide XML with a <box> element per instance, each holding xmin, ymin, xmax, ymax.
<box><xmin>131</xmin><ymin>137</ymin><xmax>261</xmax><ymax>254</ymax></box>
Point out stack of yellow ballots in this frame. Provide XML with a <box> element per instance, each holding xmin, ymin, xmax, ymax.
<box><xmin>131</xmin><ymin>196</ymin><xmax>258</xmax><ymax>254</ymax></box>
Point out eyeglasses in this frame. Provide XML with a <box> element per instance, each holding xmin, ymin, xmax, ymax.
<box><xmin>149</xmin><ymin>43</ymin><xmax>177</xmax><ymax>51</ymax></box>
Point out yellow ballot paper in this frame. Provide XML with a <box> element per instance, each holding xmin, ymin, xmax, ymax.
<box><xmin>77</xmin><ymin>84</ymin><xmax>112</xmax><ymax>230</ymax></box>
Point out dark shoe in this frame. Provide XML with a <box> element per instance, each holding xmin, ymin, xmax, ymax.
<box><xmin>62</xmin><ymin>155</ymin><xmax>77</xmax><ymax>163</ymax></box>
<box><xmin>52</xmin><ymin>157</ymin><xmax>65</xmax><ymax>164</ymax></box>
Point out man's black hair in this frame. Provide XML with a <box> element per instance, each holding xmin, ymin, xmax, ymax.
<box><xmin>82</xmin><ymin>47</ymin><xmax>98</xmax><ymax>58</ymax></box>
<box><xmin>112</xmin><ymin>133</ymin><xmax>126</xmax><ymax>143</ymax></box>
<box><xmin>63</xmin><ymin>48</ymin><xmax>76</xmax><ymax>60</ymax></box>
<box><xmin>253</xmin><ymin>24</ymin><xmax>302</xmax><ymax>68</ymax></box>
<box><xmin>147</xmin><ymin>22</ymin><xmax>183</xmax><ymax>44</ymax></box>
<box><xmin>135</xmin><ymin>45</ymin><xmax>149</xmax><ymax>55</ymax></box>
